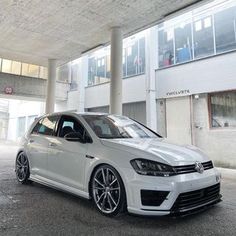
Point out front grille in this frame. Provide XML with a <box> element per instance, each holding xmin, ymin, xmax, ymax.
<box><xmin>141</xmin><ymin>190</ymin><xmax>169</xmax><ymax>206</ymax></box>
<box><xmin>171</xmin><ymin>183</ymin><xmax>221</xmax><ymax>213</ymax></box>
<box><xmin>174</xmin><ymin>161</ymin><xmax>213</xmax><ymax>174</ymax></box>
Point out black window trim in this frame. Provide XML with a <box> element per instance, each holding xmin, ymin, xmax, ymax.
<box><xmin>31</xmin><ymin>115</ymin><xmax>61</xmax><ymax>137</ymax></box>
<box><xmin>56</xmin><ymin>115</ymin><xmax>93</xmax><ymax>143</ymax></box>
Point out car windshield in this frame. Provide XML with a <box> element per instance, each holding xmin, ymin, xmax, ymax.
<box><xmin>83</xmin><ymin>114</ymin><xmax>160</xmax><ymax>139</ymax></box>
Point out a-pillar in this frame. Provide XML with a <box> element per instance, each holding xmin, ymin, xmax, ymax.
<box><xmin>45</xmin><ymin>59</ymin><xmax>57</xmax><ymax>114</ymax></box>
<box><xmin>110</xmin><ymin>27</ymin><xmax>123</xmax><ymax>115</ymax></box>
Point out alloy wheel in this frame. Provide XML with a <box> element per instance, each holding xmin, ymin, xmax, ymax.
<box><xmin>16</xmin><ymin>152</ymin><xmax>29</xmax><ymax>182</ymax></box>
<box><xmin>92</xmin><ymin>166</ymin><xmax>121</xmax><ymax>214</ymax></box>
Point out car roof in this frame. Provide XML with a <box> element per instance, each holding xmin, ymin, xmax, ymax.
<box><xmin>40</xmin><ymin>111</ymin><xmax>109</xmax><ymax>118</ymax></box>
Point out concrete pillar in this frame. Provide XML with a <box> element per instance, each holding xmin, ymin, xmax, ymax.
<box><xmin>45</xmin><ymin>59</ymin><xmax>57</xmax><ymax>114</ymax></box>
<box><xmin>146</xmin><ymin>27</ymin><xmax>157</xmax><ymax>131</ymax></box>
<box><xmin>110</xmin><ymin>27</ymin><xmax>123</xmax><ymax>115</ymax></box>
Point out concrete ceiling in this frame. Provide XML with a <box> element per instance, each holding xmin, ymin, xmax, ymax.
<box><xmin>0</xmin><ymin>0</ymin><xmax>202</xmax><ymax>66</ymax></box>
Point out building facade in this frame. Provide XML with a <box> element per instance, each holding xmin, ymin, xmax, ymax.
<box><xmin>55</xmin><ymin>0</ymin><xmax>236</xmax><ymax>168</ymax></box>
<box><xmin>1</xmin><ymin>0</ymin><xmax>235</xmax><ymax>167</ymax></box>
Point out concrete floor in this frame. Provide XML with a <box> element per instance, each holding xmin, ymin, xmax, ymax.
<box><xmin>1</xmin><ymin>141</ymin><xmax>236</xmax><ymax>236</ymax></box>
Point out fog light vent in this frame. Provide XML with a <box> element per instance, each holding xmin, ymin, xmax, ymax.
<box><xmin>141</xmin><ymin>190</ymin><xmax>169</xmax><ymax>206</ymax></box>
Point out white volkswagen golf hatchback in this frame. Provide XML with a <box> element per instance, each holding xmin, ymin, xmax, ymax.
<box><xmin>15</xmin><ymin>112</ymin><xmax>222</xmax><ymax>217</ymax></box>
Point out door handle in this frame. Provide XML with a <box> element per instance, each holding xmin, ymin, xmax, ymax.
<box><xmin>49</xmin><ymin>142</ymin><xmax>57</xmax><ymax>147</ymax></box>
<box><xmin>29</xmin><ymin>139</ymin><xmax>34</xmax><ymax>143</ymax></box>
<box><xmin>86</xmin><ymin>155</ymin><xmax>94</xmax><ymax>159</ymax></box>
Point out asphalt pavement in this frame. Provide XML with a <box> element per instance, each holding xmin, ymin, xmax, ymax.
<box><xmin>0</xmin><ymin>141</ymin><xmax>236</xmax><ymax>236</ymax></box>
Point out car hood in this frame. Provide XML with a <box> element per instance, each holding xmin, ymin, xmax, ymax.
<box><xmin>100</xmin><ymin>138</ymin><xmax>209</xmax><ymax>166</ymax></box>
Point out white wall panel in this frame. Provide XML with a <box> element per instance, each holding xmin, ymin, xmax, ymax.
<box><xmin>156</xmin><ymin>52</ymin><xmax>236</xmax><ymax>99</ymax></box>
<box><xmin>84</xmin><ymin>75</ymin><xmax>146</xmax><ymax>108</ymax></box>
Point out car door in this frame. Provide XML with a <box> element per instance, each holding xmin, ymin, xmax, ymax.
<box><xmin>27</xmin><ymin>115</ymin><xmax>60</xmax><ymax>179</ymax></box>
<box><xmin>47</xmin><ymin>115</ymin><xmax>90</xmax><ymax>191</ymax></box>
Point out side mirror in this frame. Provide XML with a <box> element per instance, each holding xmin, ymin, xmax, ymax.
<box><xmin>64</xmin><ymin>132</ymin><xmax>86</xmax><ymax>143</ymax></box>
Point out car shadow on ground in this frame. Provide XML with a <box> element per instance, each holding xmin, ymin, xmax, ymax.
<box><xmin>27</xmin><ymin>181</ymin><xmax>223</xmax><ymax>229</ymax></box>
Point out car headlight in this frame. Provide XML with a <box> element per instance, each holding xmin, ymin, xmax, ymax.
<box><xmin>130</xmin><ymin>158</ymin><xmax>175</xmax><ymax>177</ymax></box>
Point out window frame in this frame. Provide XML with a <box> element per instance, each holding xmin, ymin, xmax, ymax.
<box><xmin>31</xmin><ymin>115</ymin><xmax>61</xmax><ymax>136</ymax></box>
<box><xmin>208</xmin><ymin>90</ymin><xmax>236</xmax><ymax>130</ymax></box>
<box><xmin>56</xmin><ymin>115</ymin><xmax>93</xmax><ymax>143</ymax></box>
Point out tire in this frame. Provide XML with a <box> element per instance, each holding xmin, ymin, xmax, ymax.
<box><xmin>91</xmin><ymin>164</ymin><xmax>126</xmax><ymax>217</ymax></box>
<box><xmin>15</xmin><ymin>152</ymin><xmax>31</xmax><ymax>184</ymax></box>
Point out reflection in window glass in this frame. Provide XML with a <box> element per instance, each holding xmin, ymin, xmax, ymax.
<box><xmin>88</xmin><ymin>57</ymin><xmax>96</xmax><ymax>86</ymax></box>
<box><xmin>2</xmin><ymin>59</ymin><xmax>12</xmax><ymax>73</ymax></box>
<box><xmin>210</xmin><ymin>92</ymin><xmax>236</xmax><ymax>128</ymax></box>
<box><xmin>87</xmin><ymin>35</ymin><xmax>145</xmax><ymax>86</ymax></box>
<box><xmin>215</xmin><ymin>6</ymin><xmax>236</xmax><ymax>53</ymax></box>
<box><xmin>97</xmin><ymin>56</ymin><xmax>105</xmax><ymax>79</ymax></box>
<box><xmin>193</xmin><ymin>16</ymin><xmax>214</xmax><ymax>58</ymax></box>
<box><xmin>57</xmin><ymin>64</ymin><xmax>70</xmax><ymax>83</ymax></box>
<box><xmin>71</xmin><ymin>62</ymin><xmax>78</xmax><ymax>90</ymax></box>
<box><xmin>87</xmin><ymin>47</ymin><xmax>110</xmax><ymax>86</ymax></box>
<box><xmin>127</xmin><ymin>39</ymin><xmax>138</xmax><ymax>76</ymax></box>
<box><xmin>175</xmin><ymin>21</ymin><xmax>193</xmax><ymax>63</ymax></box>
<box><xmin>38</xmin><ymin>116</ymin><xmax>58</xmax><ymax>136</ymax></box>
<box><xmin>158</xmin><ymin>24</ymin><xmax>174</xmax><ymax>67</ymax></box>
<box><xmin>139</xmin><ymin>37</ymin><xmax>145</xmax><ymax>73</ymax></box>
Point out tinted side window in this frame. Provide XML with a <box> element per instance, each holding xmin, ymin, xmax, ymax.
<box><xmin>59</xmin><ymin>116</ymin><xmax>85</xmax><ymax>138</ymax></box>
<box><xmin>31</xmin><ymin>119</ymin><xmax>43</xmax><ymax>134</ymax></box>
<box><xmin>38</xmin><ymin>116</ymin><xmax>59</xmax><ymax>136</ymax></box>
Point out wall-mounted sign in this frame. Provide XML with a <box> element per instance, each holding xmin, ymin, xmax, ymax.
<box><xmin>166</xmin><ymin>89</ymin><xmax>190</xmax><ymax>97</ymax></box>
<box><xmin>4</xmin><ymin>86</ymin><xmax>13</xmax><ymax>95</ymax></box>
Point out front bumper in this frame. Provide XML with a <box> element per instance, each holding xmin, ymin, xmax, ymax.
<box><xmin>122</xmin><ymin>167</ymin><xmax>221</xmax><ymax>216</ymax></box>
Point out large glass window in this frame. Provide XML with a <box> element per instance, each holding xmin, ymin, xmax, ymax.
<box><xmin>87</xmin><ymin>47</ymin><xmax>110</xmax><ymax>86</ymax></box>
<box><xmin>157</xmin><ymin>0</ymin><xmax>236</xmax><ymax>69</ymax></box>
<box><xmin>193</xmin><ymin>15</ymin><xmax>214</xmax><ymax>58</ymax></box>
<box><xmin>88</xmin><ymin>57</ymin><xmax>97</xmax><ymax>86</ymax></box>
<box><xmin>2</xmin><ymin>59</ymin><xmax>12</xmax><ymax>73</ymax></box>
<box><xmin>210</xmin><ymin>92</ymin><xmax>236</xmax><ymax>128</ymax></box>
<box><xmin>175</xmin><ymin>20</ymin><xmax>193</xmax><ymax>63</ymax></box>
<box><xmin>126</xmin><ymin>38</ymin><xmax>139</xmax><ymax>76</ymax></box>
<box><xmin>71</xmin><ymin>62</ymin><xmax>79</xmax><ymax>90</ymax></box>
<box><xmin>57</xmin><ymin>64</ymin><xmax>70</xmax><ymax>83</ymax></box>
<box><xmin>139</xmin><ymin>37</ymin><xmax>145</xmax><ymax>73</ymax></box>
<box><xmin>87</xmin><ymin>34</ymin><xmax>145</xmax><ymax>86</ymax></box>
<box><xmin>0</xmin><ymin>57</ymin><xmax>47</xmax><ymax>79</ymax></box>
<box><xmin>11</xmin><ymin>61</ymin><xmax>21</xmax><ymax>75</ymax></box>
<box><xmin>158</xmin><ymin>24</ymin><xmax>174</xmax><ymax>67</ymax></box>
<box><xmin>215</xmin><ymin>6</ymin><xmax>236</xmax><ymax>53</ymax></box>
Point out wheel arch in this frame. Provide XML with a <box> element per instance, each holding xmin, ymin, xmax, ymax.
<box><xmin>88</xmin><ymin>163</ymin><xmax>127</xmax><ymax>201</ymax></box>
<box><xmin>15</xmin><ymin>149</ymin><xmax>31</xmax><ymax>172</ymax></box>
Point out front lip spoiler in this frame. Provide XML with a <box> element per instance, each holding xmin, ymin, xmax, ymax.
<box><xmin>170</xmin><ymin>194</ymin><xmax>222</xmax><ymax>217</ymax></box>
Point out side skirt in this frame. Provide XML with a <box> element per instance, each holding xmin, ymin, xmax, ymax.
<box><xmin>29</xmin><ymin>175</ymin><xmax>90</xmax><ymax>200</ymax></box>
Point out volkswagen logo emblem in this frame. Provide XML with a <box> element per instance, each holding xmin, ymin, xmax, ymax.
<box><xmin>195</xmin><ymin>161</ymin><xmax>204</xmax><ymax>174</ymax></box>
